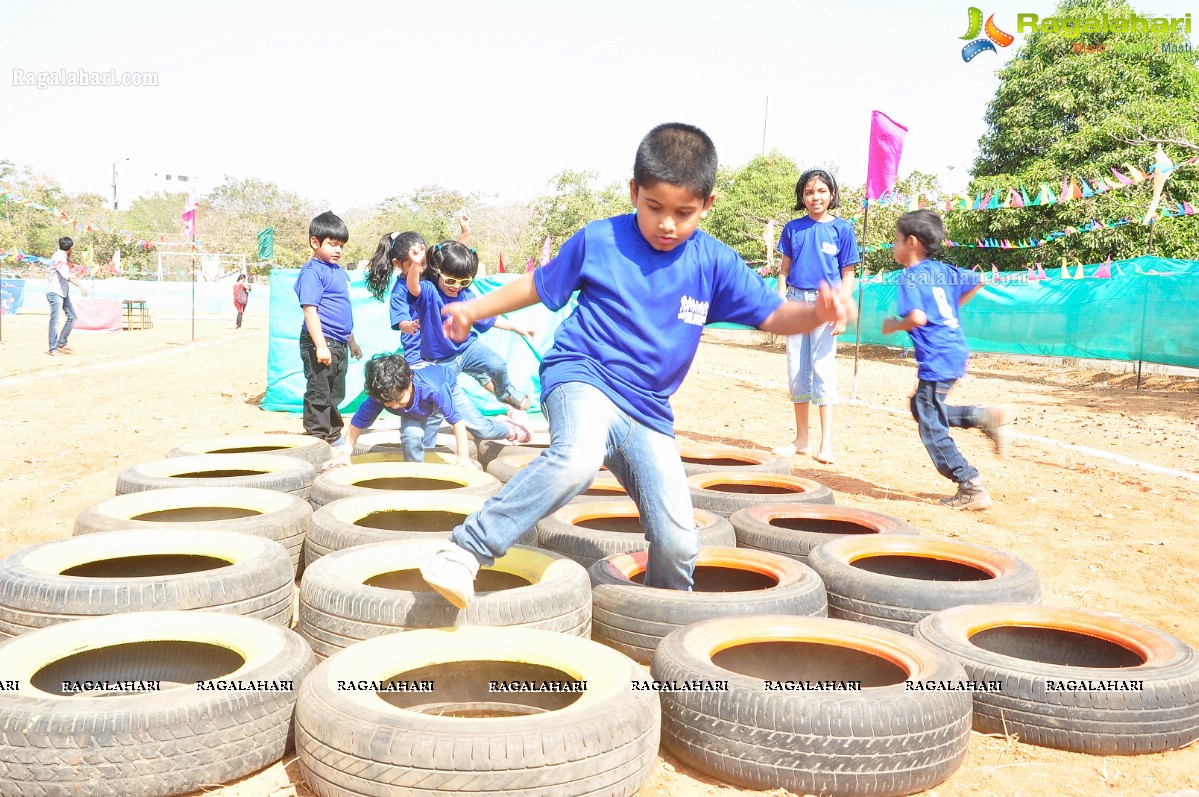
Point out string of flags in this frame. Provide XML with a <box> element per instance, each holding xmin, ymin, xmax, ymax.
<box><xmin>859</xmin><ymin>200</ymin><xmax>1197</xmax><ymax>252</ymax></box>
<box><xmin>0</xmin><ymin>190</ymin><xmax>157</xmax><ymax>250</ymax></box>
<box><xmin>860</xmin><ymin>256</ymin><xmax>1180</xmax><ymax>286</ymax></box>
<box><xmin>863</xmin><ymin>156</ymin><xmax>1198</xmax><ymax>213</ymax></box>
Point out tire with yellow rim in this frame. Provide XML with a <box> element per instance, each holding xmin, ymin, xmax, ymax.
<box><xmin>167</xmin><ymin>433</ymin><xmax>331</xmax><ymax>467</ymax></box>
<box><xmin>309</xmin><ymin>462</ymin><xmax>499</xmax><ymax>508</ymax></box>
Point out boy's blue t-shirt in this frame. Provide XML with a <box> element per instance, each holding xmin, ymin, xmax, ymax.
<box><xmin>896</xmin><ymin>259</ymin><xmax>981</xmax><ymax>382</ymax></box>
<box><xmin>411</xmin><ymin>280</ymin><xmax>497</xmax><ymax>361</ymax></box>
<box><xmin>349</xmin><ymin>361</ymin><xmax>463</xmax><ymax>429</ymax></box>
<box><xmin>387</xmin><ymin>278</ymin><xmax>422</xmax><ymax>364</ymax></box>
<box><xmin>778</xmin><ymin>216</ymin><xmax>860</xmax><ymax>289</ymax></box>
<box><xmin>294</xmin><ymin>258</ymin><xmax>353</xmax><ymax>343</ymax></box>
<box><xmin>534</xmin><ymin>213</ymin><xmax>782</xmax><ymax>436</ymax></box>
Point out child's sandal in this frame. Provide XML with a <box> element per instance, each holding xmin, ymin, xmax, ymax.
<box><xmin>506</xmin><ymin>421</ymin><xmax>532</xmax><ymax>444</ymax></box>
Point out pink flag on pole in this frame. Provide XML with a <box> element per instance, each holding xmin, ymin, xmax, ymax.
<box><xmin>865</xmin><ymin>111</ymin><xmax>908</xmax><ymax>201</ymax></box>
<box><xmin>539</xmin><ymin>236</ymin><xmax>552</xmax><ymax>267</ymax></box>
<box><xmin>181</xmin><ymin>188</ymin><xmax>198</xmax><ymax>239</ymax></box>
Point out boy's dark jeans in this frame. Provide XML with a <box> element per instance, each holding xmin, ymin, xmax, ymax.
<box><xmin>299</xmin><ymin>334</ymin><xmax>348</xmax><ymax>443</ymax></box>
<box><xmin>910</xmin><ymin>379</ymin><xmax>985</xmax><ymax>485</ymax></box>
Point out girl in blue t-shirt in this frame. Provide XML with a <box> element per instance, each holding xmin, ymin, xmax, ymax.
<box><xmin>406</xmin><ymin>241</ymin><xmax>535</xmax><ymax>411</ymax></box>
<box><xmin>772</xmin><ymin>168</ymin><xmax>860</xmax><ymax>465</ymax></box>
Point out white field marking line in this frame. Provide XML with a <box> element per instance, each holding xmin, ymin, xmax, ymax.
<box><xmin>0</xmin><ymin>332</ymin><xmax>260</xmax><ymax>388</ymax></box>
<box><xmin>714</xmin><ymin>369</ymin><xmax>1199</xmax><ymax>484</ymax></box>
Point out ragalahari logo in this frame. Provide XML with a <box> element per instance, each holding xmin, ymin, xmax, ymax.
<box><xmin>961</xmin><ymin>7</ymin><xmax>1014</xmax><ymax>62</ymax></box>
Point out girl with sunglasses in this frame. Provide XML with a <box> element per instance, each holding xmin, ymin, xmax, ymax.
<box><xmin>406</xmin><ymin>240</ymin><xmax>536</xmax><ymax>416</ymax></box>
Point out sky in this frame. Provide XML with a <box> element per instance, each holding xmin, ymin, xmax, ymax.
<box><xmin>3</xmin><ymin>0</ymin><xmax>1195</xmax><ymax>215</ymax></box>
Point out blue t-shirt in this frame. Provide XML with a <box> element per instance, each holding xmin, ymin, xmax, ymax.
<box><xmin>349</xmin><ymin>361</ymin><xmax>463</xmax><ymax>429</ymax></box>
<box><xmin>411</xmin><ymin>280</ymin><xmax>497</xmax><ymax>361</ymax></box>
<box><xmin>895</xmin><ymin>260</ymin><xmax>982</xmax><ymax>382</ymax></box>
<box><xmin>534</xmin><ymin>213</ymin><xmax>782</xmax><ymax>436</ymax></box>
<box><xmin>295</xmin><ymin>258</ymin><xmax>353</xmax><ymax>343</ymax></box>
<box><xmin>778</xmin><ymin>216</ymin><xmax>860</xmax><ymax>290</ymax></box>
<box><xmin>387</xmin><ymin>278</ymin><xmax>422</xmax><ymax>364</ymax></box>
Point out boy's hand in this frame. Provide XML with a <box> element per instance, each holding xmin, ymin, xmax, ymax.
<box><xmin>316</xmin><ymin>345</ymin><xmax>332</xmax><ymax>366</ymax></box>
<box><xmin>511</xmin><ymin>325</ymin><xmax>535</xmax><ymax>339</ymax></box>
<box><xmin>349</xmin><ymin>340</ymin><xmax>363</xmax><ymax>360</ymax></box>
<box><xmin>814</xmin><ymin>282</ymin><xmax>848</xmax><ymax>328</ymax></box>
<box><xmin>881</xmin><ymin>317</ymin><xmax>898</xmax><ymax>335</ymax></box>
<box><xmin>325</xmin><ymin>448</ymin><xmax>352</xmax><ymax>470</ymax></box>
<box><xmin>455</xmin><ymin>454</ymin><xmax>480</xmax><ymax>470</ymax></box>
<box><xmin>442</xmin><ymin>302</ymin><xmax>477</xmax><ymax>343</ymax></box>
<box><xmin>398</xmin><ymin>319</ymin><xmax>420</xmax><ymax>334</ymax></box>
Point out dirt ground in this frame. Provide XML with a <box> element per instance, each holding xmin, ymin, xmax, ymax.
<box><xmin>1</xmin><ymin>309</ymin><xmax>1197</xmax><ymax>797</ymax></box>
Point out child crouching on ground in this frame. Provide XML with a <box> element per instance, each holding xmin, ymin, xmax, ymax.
<box><xmin>881</xmin><ymin>209</ymin><xmax>1011</xmax><ymax>511</ymax></box>
<box><xmin>419</xmin><ymin>122</ymin><xmax>849</xmax><ymax>608</ymax></box>
<box><xmin>331</xmin><ymin>354</ymin><xmax>530</xmax><ymax>469</ymax></box>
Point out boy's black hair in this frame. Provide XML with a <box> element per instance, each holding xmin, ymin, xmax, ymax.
<box><xmin>426</xmin><ymin>240</ymin><xmax>478</xmax><ymax>283</ymax></box>
<box><xmin>58</xmin><ymin>236</ymin><xmax>74</xmax><ymax>251</ymax></box>
<box><xmin>633</xmin><ymin>122</ymin><xmax>718</xmax><ymax>199</ymax></box>
<box><xmin>363</xmin><ymin>353</ymin><xmax>414</xmax><ymax>404</ymax></box>
<box><xmin>896</xmin><ymin>209</ymin><xmax>945</xmax><ymax>258</ymax></box>
<box><xmin>795</xmin><ymin>169</ymin><xmax>840</xmax><ymax>211</ymax></box>
<box><xmin>309</xmin><ymin>211</ymin><xmax>349</xmax><ymax>244</ymax></box>
<box><xmin>365</xmin><ymin>231</ymin><xmax>427</xmax><ymax>301</ymax></box>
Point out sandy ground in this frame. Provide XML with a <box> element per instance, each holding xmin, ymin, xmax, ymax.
<box><xmin>1</xmin><ymin>310</ymin><xmax>1197</xmax><ymax>797</ymax></box>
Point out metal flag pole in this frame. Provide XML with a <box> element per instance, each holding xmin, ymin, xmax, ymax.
<box><xmin>851</xmin><ymin>200</ymin><xmax>869</xmax><ymax>401</ymax></box>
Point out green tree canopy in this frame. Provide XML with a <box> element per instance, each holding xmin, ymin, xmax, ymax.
<box><xmin>702</xmin><ymin>151</ymin><xmax>800</xmax><ymax>264</ymax></box>
<box><xmin>948</xmin><ymin>0</ymin><xmax>1199</xmax><ymax>268</ymax></box>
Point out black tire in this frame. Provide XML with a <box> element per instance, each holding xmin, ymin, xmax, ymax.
<box><xmin>809</xmin><ymin>535</ymin><xmax>1041</xmax><ymax>634</ymax></box>
<box><xmin>350</xmin><ymin>448</ymin><xmax>460</xmax><ymax>466</ymax></box>
<box><xmin>298</xmin><ymin>541</ymin><xmax>590</xmax><ymax>658</ymax></box>
<box><xmin>568</xmin><ymin>473</ymin><xmax>630</xmax><ymax>503</ymax></box>
<box><xmin>73</xmin><ymin>487</ymin><xmax>311</xmax><ymax>575</ymax></box>
<box><xmin>352</xmin><ymin>431</ymin><xmax>477</xmax><ymax>459</ymax></box>
<box><xmin>0</xmin><ymin>611</ymin><xmax>314</xmax><ymax>797</ymax></box>
<box><xmin>536</xmin><ymin>499</ymin><xmax>736</xmax><ymax>570</ymax></box>
<box><xmin>477</xmin><ymin>439</ymin><xmax>550</xmax><ymax>469</ymax></box>
<box><xmin>687</xmin><ymin>471</ymin><xmax>834</xmax><ymax>517</ymax></box>
<box><xmin>295</xmin><ymin>627</ymin><xmax>659</xmax><ymax>797</ymax></box>
<box><xmin>590</xmin><ymin>546</ymin><xmax>827</xmax><ymax>663</ymax></box>
<box><xmin>731</xmin><ymin>503</ymin><xmax>919</xmax><ymax>564</ymax></box>
<box><xmin>310</xmin><ymin>462</ymin><xmax>500</xmax><ymax>508</ymax></box>
<box><xmin>116</xmin><ymin>454</ymin><xmax>316</xmax><ymax>500</ymax></box>
<box><xmin>915</xmin><ymin>603</ymin><xmax>1199</xmax><ymax>754</ymax></box>
<box><xmin>305</xmin><ymin>493</ymin><xmax>537</xmax><ymax>568</ymax></box>
<box><xmin>485</xmin><ymin>448</ymin><xmax>561</xmax><ymax>483</ymax></box>
<box><xmin>652</xmin><ymin>615</ymin><xmax>972</xmax><ymax>796</ymax></box>
<box><xmin>676</xmin><ymin>441</ymin><xmax>792</xmax><ymax>476</ymax></box>
<box><xmin>0</xmin><ymin>530</ymin><xmax>294</xmax><ymax>636</ymax></box>
<box><xmin>167</xmin><ymin>433</ymin><xmax>331</xmax><ymax>467</ymax></box>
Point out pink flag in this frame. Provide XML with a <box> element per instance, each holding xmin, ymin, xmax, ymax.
<box><xmin>181</xmin><ymin>188</ymin><xmax>198</xmax><ymax>239</ymax></box>
<box><xmin>865</xmin><ymin>111</ymin><xmax>908</xmax><ymax>201</ymax></box>
<box><xmin>1094</xmin><ymin>257</ymin><xmax>1112</xmax><ymax>279</ymax></box>
<box><xmin>539</xmin><ymin>235</ymin><xmax>552</xmax><ymax>267</ymax></box>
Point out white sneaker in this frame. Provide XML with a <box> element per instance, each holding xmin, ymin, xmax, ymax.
<box><xmin>419</xmin><ymin>542</ymin><xmax>481</xmax><ymax>609</ymax></box>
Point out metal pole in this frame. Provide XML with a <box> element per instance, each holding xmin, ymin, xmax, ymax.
<box><xmin>851</xmin><ymin>202</ymin><xmax>869</xmax><ymax>401</ymax></box>
<box><xmin>761</xmin><ymin>97</ymin><xmax>769</xmax><ymax>156</ymax></box>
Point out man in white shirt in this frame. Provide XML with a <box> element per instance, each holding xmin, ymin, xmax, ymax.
<box><xmin>46</xmin><ymin>236</ymin><xmax>88</xmax><ymax>356</ymax></box>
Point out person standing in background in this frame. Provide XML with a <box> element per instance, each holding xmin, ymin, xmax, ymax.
<box><xmin>233</xmin><ymin>273</ymin><xmax>251</xmax><ymax>329</ymax></box>
<box><xmin>46</xmin><ymin>236</ymin><xmax>88</xmax><ymax>356</ymax></box>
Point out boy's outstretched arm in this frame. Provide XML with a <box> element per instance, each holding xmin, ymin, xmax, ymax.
<box><xmin>882</xmin><ymin>309</ymin><xmax>926</xmax><ymax>335</ymax></box>
<box><xmin>443</xmin><ymin>273</ymin><xmax>541</xmax><ymax>343</ymax></box>
<box><xmin>758</xmin><ymin>282</ymin><xmax>849</xmax><ymax>336</ymax></box>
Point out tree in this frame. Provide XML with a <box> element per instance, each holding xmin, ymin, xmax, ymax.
<box><xmin>204</xmin><ymin>177</ymin><xmax>319</xmax><ymax>270</ymax></box>
<box><xmin>703</xmin><ymin>151</ymin><xmax>801</xmax><ymax>264</ymax></box>
<box><xmin>522</xmin><ymin>171</ymin><xmax>628</xmax><ymax>268</ymax></box>
<box><xmin>949</xmin><ymin>0</ymin><xmax>1199</xmax><ymax>267</ymax></box>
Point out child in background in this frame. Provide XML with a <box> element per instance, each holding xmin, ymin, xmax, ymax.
<box><xmin>419</xmin><ymin>122</ymin><xmax>848</xmax><ymax>609</ymax></box>
<box><xmin>406</xmin><ymin>241</ymin><xmax>535</xmax><ymax>412</ymax></box>
<box><xmin>881</xmin><ymin>209</ymin><xmax>1010</xmax><ymax>511</ymax></box>
<box><xmin>772</xmin><ymin>169</ymin><xmax>859</xmax><ymax>465</ymax></box>
<box><xmin>330</xmin><ymin>354</ymin><xmax>529</xmax><ymax>469</ymax></box>
<box><xmin>295</xmin><ymin>211</ymin><xmax>362</xmax><ymax>445</ymax></box>
<box><xmin>232</xmin><ymin>273</ymin><xmax>251</xmax><ymax>329</ymax></box>
<box><xmin>364</xmin><ymin>216</ymin><xmax>471</xmax><ymax>364</ymax></box>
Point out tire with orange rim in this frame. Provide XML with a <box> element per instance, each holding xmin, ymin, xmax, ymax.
<box><xmin>567</xmin><ymin>473</ymin><xmax>630</xmax><ymax>503</ymax></box>
<box><xmin>730</xmin><ymin>504</ymin><xmax>918</xmax><ymax>564</ymax></box>
<box><xmin>675</xmin><ymin>441</ymin><xmax>791</xmax><ymax>476</ymax></box>
<box><xmin>651</xmin><ymin>615</ymin><xmax>971</xmax><ymax>795</ymax></box>
<box><xmin>808</xmin><ymin>536</ymin><xmax>1040</xmax><ymax>634</ymax></box>
<box><xmin>536</xmin><ymin>499</ymin><xmax>735</xmax><ymax>570</ymax></box>
<box><xmin>486</xmin><ymin>448</ymin><xmax>602</xmax><ymax>484</ymax></box>
<box><xmin>914</xmin><ymin>604</ymin><xmax>1199</xmax><ymax>754</ymax></box>
<box><xmin>589</xmin><ymin>546</ymin><xmax>827</xmax><ymax>663</ymax></box>
<box><xmin>477</xmin><ymin>439</ymin><xmax>550</xmax><ymax>469</ymax></box>
<box><xmin>687</xmin><ymin>471</ymin><xmax>834</xmax><ymax>517</ymax></box>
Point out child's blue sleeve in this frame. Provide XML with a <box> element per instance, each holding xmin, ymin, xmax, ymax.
<box><xmin>896</xmin><ymin>273</ymin><xmax>917</xmax><ymax>317</ymax></box>
<box><xmin>349</xmin><ymin>397</ymin><xmax>384</xmax><ymax>430</ymax></box>
<box><xmin>838</xmin><ymin>223</ymin><xmax>861</xmax><ymax>268</ymax></box>
<box><xmin>533</xmin><ymin>230</ymin><xmax>586</xmax><ymax>311</ymax></box>
<box><xmin>388</xmin><ymin>281</ymin><xmax>413</xmax><ymax>330</ymax></box>
<box><xmin>436</xmin><ymin>385</ymin><xmax>463</xmax><ymax>426</ymax></box>
<box><xmin>777</xmin><ymin>220</ymin><xmax>794</xmax><ymax>259</ymax></box>
<box><xmin>295</xmin><ymin>267</ymin><xmax>324</xmax><ymax>307</ymax></box>
<box><xmin>707</xmin><ymin>249</ymin><xmax>783</xmax><ymax>327</ymax></box>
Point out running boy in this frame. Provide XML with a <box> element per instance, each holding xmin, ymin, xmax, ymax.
<box><xmin>420</xmin><ymin>122</ymin><xmax>849</xmax><ymax>608</ymax></box>
<box><xmin>330</xmin><ymin>353</ymin><xmax>530</xmax><ymax>468</ymax></box>
<box><xmin>881</xmin><ymin>209</ymin><xmax>1010</xmax><ymax>511</ymax></box>
<box><xmin>295</xmin><ymin>211</ymin><xmax>362</xmax><ymax>445</ymax></box>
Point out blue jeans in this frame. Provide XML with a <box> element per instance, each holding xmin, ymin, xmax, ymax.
<box><xmin>438</xmin><ymin>340</ymin><xmax>526</xmax><ymax>407</ymax></box>
<box><xmin>784</xmin><ymin>287</ymin><xmax>837</xmax><ymax>405</ymax></box>
<box><xmin>47</xmin><ymin>293</ymin><xmax>76</xmax><ymax>351</ymax></box>
<box><xmin>910</xmin><ymin>379</ymin><xmax>985</xmax><ymax>485</ymax></box>
<box><xmin>400</xmin><ymin>386</ymin><xmax>510</xmax><ymax>461</ymax></box>
<box><xmin>451</xmin><ymin>382</ymin><xmax>699</xmax><ymax>590</ymax></box>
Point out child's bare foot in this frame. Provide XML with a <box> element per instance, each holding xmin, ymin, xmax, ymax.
<box><xmin>813</xmin><ymin>450</ymin><xmax>836</xmax><ymax>464</ymax></box>
<box><xmin>772</xmin><ymin>441</ymin><xmax>811</xmax><ymax>457</ymax></box>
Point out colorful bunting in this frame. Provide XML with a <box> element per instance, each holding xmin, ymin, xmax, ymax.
<box><xmin>0</xmin><ymin>191</ymin><xmax>156</xmax><ymax>250</ymax></box>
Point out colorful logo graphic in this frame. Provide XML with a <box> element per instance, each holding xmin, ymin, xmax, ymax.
<box><xmin>961</xmin><ymin>7</ymin><xmax>1014</xmax><ymax>62</ymax></box>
